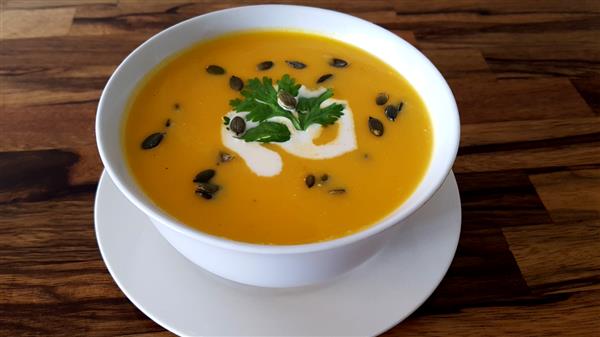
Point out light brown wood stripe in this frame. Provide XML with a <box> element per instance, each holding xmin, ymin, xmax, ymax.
<box><xmin>503</xmin><ymin>219</ymin><xmax>600</xmax><ymax>294</ymax></box>
<box><xmin>422</xmin><ymin>48</ymin><xmax>493</xmax><ymax>79</ymax></box>
<box><xmin>1</xmin><ymin>0</ymin><xmax>116</xmax><ymax>9</ymax></box>
<box><xmin>529</xmin><ymin>169</ymin><xmax>600</xmax><ymax>223</ymax></box>
<box><xmin>454</xmin><ymin>142</ymin><xmax>600</xmax><ymax>173</ymax></box>
<box><xmin>460</xmin><ymin>117</ymin><xmax>600</xmax><ymax>147</ymax></box>
<box><xmin>0</xmin><ymin>8</ymin><xmax>76</xmax><ymax>39</ymax></box>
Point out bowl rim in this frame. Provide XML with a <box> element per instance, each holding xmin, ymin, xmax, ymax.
<box><xmin>95</xmin><ymin>4</ymin><xmax>460</xmax><ymax>255</ymax></box>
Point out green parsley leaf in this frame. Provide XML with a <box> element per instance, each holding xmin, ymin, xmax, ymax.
<box><xmin>276</xmin><ymin>74</ymin><xmax>301</xmax><ymax>96</ymax></box>
<box><xmin>241</xmin><ymin>121</ymin><xmax>291</xmax><ymax>143</ymax></box>
<box><xmin>297</xmin><ymin>88</ymin><xmax>344</xmax><ymax>129</ymax></box>
<box><xmin>228</xmin><ymin>75</ymin><xmax>345</xmax><ymax>144</ymax></box>
<box><xmin>230</xmin><ymin>77</ymin><xmax>301</xmax><ymax>129</ymax></box>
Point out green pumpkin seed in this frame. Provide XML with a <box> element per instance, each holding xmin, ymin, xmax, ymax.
<box><xmin>196</xmin><ymin>190</ymin><xmax>213</xmax><ymax>200</ymax></box>
<box><xmin>206</xmin><ymin>65</ymin><xmax>225</xmax><ymax>75</ymax></box>
<box><xmin>230</xmin><ymin>116</ymin><xmax>246</xmax><ymax>135</ymax></box>
<box><xmin>193</xmin><ymin>169</ymin><xmax>215</xmax><ymax>183</ymax></box>
<box><xmin>317</xmin><ymin>73</ymin><xmax>333</xmax><ymax>84</ymax></box>
<box><xmin>229</xmin><ymin>75</ymin><xmax>244</xmax><ymax>91</ymax></box>
<box><xmin>277</xmin><ymin>91</ymin><xmax>297</xmax><ymax>111</ymax></box>
<box><xmin>141</xmin><ymin>132</ymin><xmax>164</xmax><ymax>149</ymax></box>
<box><xmin>375</xmin><ymin>93</ymin><xmax>388</xmax><ymax>106</ymax></box>
<box><xmin>305</xmin><ymin>174</ymin><xmax>316</xmax><ymax>188</ymax></box>
<box><xmin>320</xmin><ymin>174</ymin><xmax>329</xmax><ymax>182</ymax></box>
<box><xmin>285</xmin><ymin>60</ymin><xmax>307</xmax><ymax>69</ymax></box>
<box><xmin>368</xmin><ymin>117</ymin><xmax>384</xmax><ymax>137</ymax></box>
<box><xmin>384</xmin><ymin>104</ymin><xmax>399</xmax><ymax>121</ymax></box>
<box><xmin>196</xmin><ymin>182</ymin><xmax>220</xmax><ymax>194</ymax></box>
<box><xmin>330</xmin><ymin>58</ymin><xmax>348</xmax><ymax>68</ymax></box>
<box><xmin>257</xmin><ymin>61</ymin><xmax>274</xmax><ymax>71</ymax></box>
<box><xmin>165</xmin><ymin>119</ymin><xmax>171</xmax><ymax>127</ymax></box>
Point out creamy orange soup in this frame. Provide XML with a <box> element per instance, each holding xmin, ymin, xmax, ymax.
<box><xmin>123</xmin><ymin>31</ymin><xmax>432</xmax><ymax>245</ymax></box>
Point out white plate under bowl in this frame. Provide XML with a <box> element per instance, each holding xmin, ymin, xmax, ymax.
<box><xmin>94</xmin><ymin>171</ymin><xmax>461</xmax><ymax>336</ymax></box>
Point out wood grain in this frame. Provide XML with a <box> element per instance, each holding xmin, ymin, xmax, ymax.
<box><xmin>450</xmin><ymin>78</ymin><xmax>594</xmax><ymax>124</ymax></box>
<box><xmin>386</xmin><ymin>290</ymin><xmax>600</xmax><ymax>337</ymax></box>
<box><xmin>1</xmin><ymin>0</ymin><xmax>599</xmax><ymax>336</ymax></box>
<box><xmin>0</xmin><ymin>8</ymin><xmax>75</xmax><ymax>39</ymax></box>
<box><xmin>529</xmin><ymin>169</ymin><xmax>600</xmax><ymax>223</ymax></box>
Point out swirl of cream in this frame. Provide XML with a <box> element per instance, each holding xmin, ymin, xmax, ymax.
<box><xmin>221</xmin><ymin>86</ymin><xmax>357</xmax><ymax>177</ymax></box>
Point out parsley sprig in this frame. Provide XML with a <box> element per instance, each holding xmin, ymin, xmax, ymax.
<box><xmin>228</xmin><ymin>74</ymin><xmax>345</xmax><ymax>143</ymax></box>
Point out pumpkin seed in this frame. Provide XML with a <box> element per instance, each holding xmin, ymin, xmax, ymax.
<box><xmin>384</xmin><ymin>104</ymin><xmax>399</xmax><ymax>121</ymax></box>
<box><xmin>277</xmin><ymin>91</ymin><xmax>297</xmax><ymax>111</ymax></box>
<box><xmin>285</xmin><ymin>60</ymin><xmax>307</xmax><ymax>69</ymax></box>
<box><xmin>397</xmin><ymin>101</ymin><xmax>404</xmax><ymax>112</ymax></box>
<box><xmin>165</xmin><ymin>119</ymin><xmax>171</xmax><ymax>127</ymax></box>
<box><xmin>196</xmin><ymin>190</ymin><xmax>213</xmax><ymax>200</ymax></box>
<box><xmin>229</xmin><ymin>75</ymin><xmax>244</xmax><ymax>91</ymax></box>
<box><xmin>317</xmin><ymin>73</ymin><xmax>333</xmax><ymax>84</ymax></box>
<box><xmin>173</xmin><ymin>103</ymin><xmax>181</xmax><ymax>111</ymax></box>
<box><xmin>193</xmin><ymin>169</ymin><xmax>215</xmax><ymax>183</ymax></box>
<box><xmin>141</xmin><ymin>132</ymin><xmax>164</xmax><ymax>149</ymax></box>
<box><xmin>321</xmin><ymin>174</ymin><xmax>329</xmax><ymax>182</ymax></box>
<box><xmin>257</xmin><ymin>61</ymin><xmax>274</xmax><ymax>71</ymax></box>
<box><xmin>305</xmin><ymin>174</ymin><xmax>315</xmax><ymax>188</ymax></box>
<box><xmin>230</xmin><ymin>116</ymin><xmax>246</xmax><ymax>135</ymax></box>
<box><xmin>328</xmin><ymin>188</ymin><xmax>346</xmax><ymax>195</ymax></box>
<box><xmin>368</xmin><ymin>117</ymin><xmax>384</xmax><ymax>137</ymax></box>
<box><xmin>330</xmin><ymin>58</ymin><xmax>348</xmax><ymax>68</ymax></box>
<box><xmin>196</xmin><ymin>182</ymin><xmax>220</xmax><ymax>194</ymax></box>
<box><xmin>218</xmin><ymin>151</ymin><xmax>234</xmax><ymax>163</ymax></box>
<box><xmin>223</xmin><ymin>116</ymin><xmax>230</xmax><ymax>125</ymax></box>
<box><xmin>206</xmin><ymin>65</ymin><xmax>225</xmax><ymax>75</ymax></box>
<box><xmin>375</xmin><ymin>93</ymin><xmax>388</xmax><ymax>106</ymax></box>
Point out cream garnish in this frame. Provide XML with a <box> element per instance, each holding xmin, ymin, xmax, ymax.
<box><xmin>221</xmin><ymin>86</ymin><xmax>357</xmax><ymax>177</ymax></box>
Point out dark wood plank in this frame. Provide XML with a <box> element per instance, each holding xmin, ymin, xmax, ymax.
<box><xmin>450</xmin><ymin>78</ymin><xmax>594</xmax><ymax>124</ymax></box>
<box><xmin>572</xmin><ymin>75</ymin><xmax>600</xmax><ymax>114</ymax></box>
<box><xmin>422</xmin><ymin>48</ymin><xmax>494</xmax><ymax>79</ymax></box>
<box><xmin>0</xmin><ymin>193</ymin><xmax>165</xmax><ymax>336</ymax></box>
<box><xmin>457</xmin><ymin>170</ymin><xmax>553</xmax><ymax>228</ymax></box>
<box><xmin>385</xmin><ymin>290</ymin><xmax>600</xmax><ymax>337</ymax></box>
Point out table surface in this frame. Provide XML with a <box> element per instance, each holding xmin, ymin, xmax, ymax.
<box><xmin>1</xmin><ymin>0</ymin><xmax>599</xmax><ymax>336</ymax></box>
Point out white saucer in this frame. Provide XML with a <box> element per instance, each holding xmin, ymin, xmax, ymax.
<box><xmin>95</xmin><ymin>171</ymin><xmax>461</xmax><ymax>336</ymax></box>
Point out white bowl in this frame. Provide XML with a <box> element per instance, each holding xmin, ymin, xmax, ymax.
<box><xmin>96</xmin><ymin>5</ymin><xmax>460</xmax><ymax>288</ymax></box>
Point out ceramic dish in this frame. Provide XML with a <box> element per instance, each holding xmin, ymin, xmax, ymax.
<box><xmin>95</xmin><ymin>171</ymin><xmax>461</xmax><ymax>335</ymax></box>
<box><xmin>95</xmin><ymin>5</ymin><xmax>460</xmax><ymax>287</ymax></box>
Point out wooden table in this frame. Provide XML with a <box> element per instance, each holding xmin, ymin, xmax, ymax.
<box><xmin>1</xmin><ymin>1</ymin><xmax>599</xmax><ymax>336</ymax></box>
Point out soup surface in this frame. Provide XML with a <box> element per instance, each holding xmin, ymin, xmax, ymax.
<box><xmin>124</xmin><ymin>30</ymin><xmax>432</xmax><ymax>245</ymax></box>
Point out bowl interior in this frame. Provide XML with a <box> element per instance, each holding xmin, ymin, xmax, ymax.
<box><xmin>96</xmin><ymin>5</ymin><xmax>460</xmax><ymax>252</ymax></box>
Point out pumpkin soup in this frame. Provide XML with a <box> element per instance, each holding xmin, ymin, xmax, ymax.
<box><xmin>123</xmin><ymin>30</ymin><xmax>432</xmax><ymax>245</ymax></box>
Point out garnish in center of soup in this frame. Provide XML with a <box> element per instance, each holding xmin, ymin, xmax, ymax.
<box><xmin>123</xmin><ymin>31</ymin><xmax>432</xmax><ymax>245</ymax></box>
